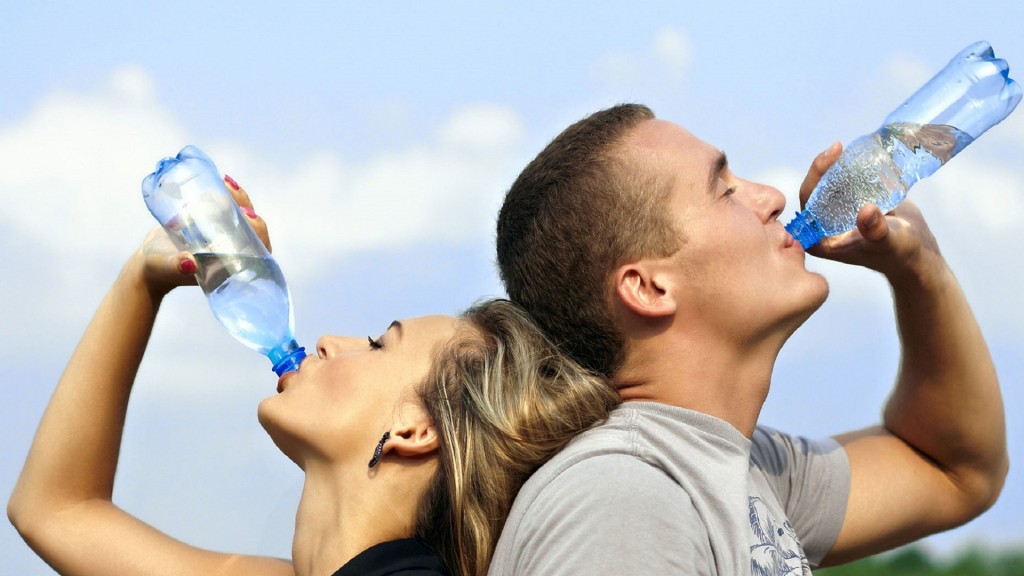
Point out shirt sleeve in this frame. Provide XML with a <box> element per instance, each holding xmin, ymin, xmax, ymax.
<box><xmin>751</xmin><ymin>426</ymin><xmax>851</xmax><ymax>567</ymax></box>
<box><xmin>499</xmin><ymin>453</ymin><xmax>715</xmax><ymax>576</ymax></box>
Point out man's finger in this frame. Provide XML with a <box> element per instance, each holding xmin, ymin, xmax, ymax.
<box><xmin>799</xmin><ymin>141</ymin><xmax>842</xmax><ymax>207</ymax></box>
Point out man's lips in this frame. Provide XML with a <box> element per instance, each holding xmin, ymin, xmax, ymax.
<box><xmin>783</xmin><ymin>230</ymin><xmax>803</xmax><ymax>252</ymax></box>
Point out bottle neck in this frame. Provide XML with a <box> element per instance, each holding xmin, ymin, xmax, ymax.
<box><xmin>784</xmin><ymin>210</ymin><xmax>825</xmax><ymax>250</ymax></box>
<box><xmin>269</xmin><ymin>340</ymin><xmax>307</xmax><ymax>376</ymax></box>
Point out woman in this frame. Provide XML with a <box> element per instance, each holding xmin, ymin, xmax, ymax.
<box><xmin>7</xmin><ymin>178</ymin><xmax>618</xmax><ymax>576</ymax></box>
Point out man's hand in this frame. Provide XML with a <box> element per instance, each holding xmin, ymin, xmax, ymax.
<box><xmin>796</xmin><ymin>141</ymin><xmax>942</xmax><ymax>284</ymax></box>
<box><xmin>797</xmin><ymin>142</ymin><xmax>1008</xmax><ymax>565</ymax></box>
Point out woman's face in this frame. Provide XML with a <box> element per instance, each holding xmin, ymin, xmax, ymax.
<box><xmin>258</xmin><ymin>314</ymin><xmax>459</xmax><ymax>469</ymax></box>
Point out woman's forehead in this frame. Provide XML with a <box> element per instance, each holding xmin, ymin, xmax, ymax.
<box><xmin>396</xmin><ymin>314</ymin><xmax>462</xmax><ymax>344</ymax></box>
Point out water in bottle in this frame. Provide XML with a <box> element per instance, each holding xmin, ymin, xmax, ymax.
<box><xmin>142</xmin><ymin>146</ymin><xmax>306</xmax><ymax>376</ymax></box>
<box><xmin>786</xmin><ymin>41</ymin><xmax>1021</xmax><ymax>249</ymax></box>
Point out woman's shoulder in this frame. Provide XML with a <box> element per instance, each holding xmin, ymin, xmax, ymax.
<box><xmin>332</xmin><ymin>538</ymin><xmax>450</xmax><ymax>576</ymax></box>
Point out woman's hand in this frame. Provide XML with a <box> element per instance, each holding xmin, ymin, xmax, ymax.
<box><xmin>225</xmin><ymin>174</ymin><xmax>272</xmax><ymax>253</ymax></box>
<box><xmin>7</xmin><ymin>172</ymin><xmax>293</xmax><ymax>576</ymax></box>
<box><xmin>137</xmin><ymin>175</ymin><xmax>272</xmax><ymax>297</ymax></box>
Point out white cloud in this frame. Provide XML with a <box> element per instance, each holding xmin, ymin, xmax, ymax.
<box><xmin>0</xmin><ymin>67</ymin><xmax>524</xmax><ymax>277</ymax></box>
<box><xmin>224</xmin><ymin>104</ymin><xmax>525</xmax><ymax>283</ymax></box>
<box><xmin>654</xmin><ymin>27</ymin><xmax>692</xmax><ymax>72</ymax></box>
<box><xmin>0</xmin><ymin>66</ymin><xmax>191</xmax><ymax>362</ymax></box>
<box><xmin>440</xmin><ymin>105</ymin><xmax>525</xmax><ymax>151</ymax></box>
<box><xmin>928</xmin><ymin>153</ymin><xmax>1024</xmax><ymax>234</ymax></box>
<box><xmin>591</xmin><ymin>26</ymin><xmax>693</xmax><ymax>90</ymax></box>
<box><xmin>0</xmin><ymin>67</ymin><xmax>527</xmax><ymax>399</ymax></box>
<box><xmin>0</xmin><ymin>65</ymin><xmax>186</xmax><ymax>269</ymax></box>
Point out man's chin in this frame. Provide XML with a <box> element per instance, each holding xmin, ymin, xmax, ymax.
<box><xmin>802</xmin><ymin>271</ymin><xmax>831</xmax><ymax>310</ymax></box>
<box><xmin>786</xmin><ymin>277</ymin><xmax>830</xmax><ymax>333</ymax></box>
<box><xmin>812</xmin><ymin>274</ymin><xmax>830</xmax><ymax>308</ymax></box>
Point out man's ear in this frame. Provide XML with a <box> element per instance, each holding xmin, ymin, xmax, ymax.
<box><xmin>613</xmin><ymin>260</ymin><xmax>676</xmax><ymax>319</ymax></box>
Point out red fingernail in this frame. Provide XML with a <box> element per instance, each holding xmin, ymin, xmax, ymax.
<box><xmin>181</xmin><ymin>259</ymin><xmax>197</xmax><ymax>274</ymax></box>
<box><xmin>240</xmin><ymin>206</ymin><xmax>257</xmax><ymax>219</ymax></box>
<box><xmin>224</xmin><ymin>174</ymin><xmax>240</xmax><ymax>190</ymax></box>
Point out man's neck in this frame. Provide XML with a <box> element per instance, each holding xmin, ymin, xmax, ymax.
<box><xmin>614</xmin><ymin>330</ymin><xmax>782</xmax><ymax>437</ymax></box>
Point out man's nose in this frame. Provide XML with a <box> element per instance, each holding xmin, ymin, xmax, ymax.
<box><xmin>746</xmin><ymin>181</ymin><xmax>786</xmax><ymax>222</ymax></box>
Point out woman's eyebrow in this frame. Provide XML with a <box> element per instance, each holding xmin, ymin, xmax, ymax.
<box><xmin>388</xmin><ymin>320</ymin><xmax>405</xmax><ymax>341</ymax></box>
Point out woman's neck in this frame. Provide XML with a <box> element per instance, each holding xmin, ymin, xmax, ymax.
<box><xmin>290</xmin><ymin>462</ymin><xmax>420</xmax><ymax>576</ymax></box>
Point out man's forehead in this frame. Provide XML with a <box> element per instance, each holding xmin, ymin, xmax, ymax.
<box><xmin>626</xmin><ymin>119</ymin><xmax>718</xmax><ymax>160</ymax></box>
<box><xmin>623</xmin><ymin>119</ymin><xmax>721</xmax><ymax>191</ymax></box>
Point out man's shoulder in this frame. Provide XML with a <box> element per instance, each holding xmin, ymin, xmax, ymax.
<box><xmin>490</xmin><ymin>443</ymin><xmax>711</xmax><ymax>575</ymax></box>
<box><xmin>750</xmin><ymin>424</ymin><xmax>847</xmax><ymax>476</ymax></box>
<box><xmin>516</xmin><ymin>422</ymin><xmax>651</xmax><ymax>498</ymax></box>
<box><xmin>507</xmin><ymin>420</ymin><xmax>702</xmax><ymax>528</ymax></box>
<box><xmin>513</xmin><ymin>404</ymin><xmax>670</xmax><ymax>496</ymax></box>
<box><xmin>534</xmin><ymin>449</ymin><xmax>680</xmax><ymax>498</ymax></box>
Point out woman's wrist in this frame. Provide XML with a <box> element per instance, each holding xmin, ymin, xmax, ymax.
<box><xmin>121</xmin><ymin>248</ymin><xmax>171</xmax><ymax>308</ymax></box>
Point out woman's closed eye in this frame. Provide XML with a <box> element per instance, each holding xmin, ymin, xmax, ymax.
<box><xmin>367</xmin><ymin>336</ymin><xmax>384</xmax><ymax>350</ymax></box>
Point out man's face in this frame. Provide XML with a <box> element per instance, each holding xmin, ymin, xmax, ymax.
<box><xmin>625</xmin><ymin>119</ymin><xmax>829</xmax><ymax>343</ymax></box>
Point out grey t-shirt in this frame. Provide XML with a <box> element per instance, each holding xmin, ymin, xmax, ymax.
<box><xmin>488</xmin><ymin>402</ymin><xmax>850</xmax><ymax>575</ymax></box>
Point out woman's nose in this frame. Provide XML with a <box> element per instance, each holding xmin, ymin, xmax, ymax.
<box><xmin>315</xmin><ymin>334</ymin><xmax>364</xmax><ymax>358</ymax></box>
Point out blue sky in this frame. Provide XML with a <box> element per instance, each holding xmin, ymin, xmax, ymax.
<box><xmin>3</xmin><ymin>2</ymin><xmax>1023</xmax><ymax>573</ymax></box>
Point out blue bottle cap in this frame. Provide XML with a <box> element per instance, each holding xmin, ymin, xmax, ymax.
<box><xmin>784</xmin><ymin>210</ymin><xmax>825</xmax><ymax>250</ymax></box>
<box><xmin>269</xmin><ymin>340</ymin><xmax>307</xmax><ymax>376</ymax></box>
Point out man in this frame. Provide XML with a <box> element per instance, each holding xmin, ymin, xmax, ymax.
<box><xmin>488</xmin><ymin>104</ymin><xmax>1007</xmax><ymax>574</ymax></box>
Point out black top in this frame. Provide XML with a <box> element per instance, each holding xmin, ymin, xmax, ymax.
<box><xmin>331</xmin><ymin>538</ymin><xmax>451</xmax><ymax>576</ymax></box>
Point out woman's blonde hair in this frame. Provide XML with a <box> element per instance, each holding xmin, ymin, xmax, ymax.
<box><xmin>415</xmin><ymin>299</ymin><xmax>619</xmax><ymax>576</ymax></box>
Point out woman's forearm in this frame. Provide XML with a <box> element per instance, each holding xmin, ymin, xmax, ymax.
<box><xmin>8</xmin><ymin>253</ymin><xmax>162</xmax><ymax>533</ymax></box>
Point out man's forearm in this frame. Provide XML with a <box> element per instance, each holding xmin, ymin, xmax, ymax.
<box><xmin>884</xmin><ymin>255</ymin><xmax>1007</xmax><ymax>511</ymax></box>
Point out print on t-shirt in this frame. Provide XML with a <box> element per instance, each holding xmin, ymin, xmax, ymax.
<box><xmin>749</xmin><ymin>496</ymin><xmax>810</xmax><ymax>576</ymax></box>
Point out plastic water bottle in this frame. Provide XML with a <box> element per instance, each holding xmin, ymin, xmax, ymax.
<box><xmin>786</xmin><ymin>41</ymin><xmax>1022</xmax><ymax>249</ymax></box>
<box><xmin>142</xmin><ymin>145</ymin><xmax>307</xmax><ymax>376</ymax></box>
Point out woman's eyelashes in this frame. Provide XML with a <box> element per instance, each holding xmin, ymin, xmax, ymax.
<box><xmin>367</xmin><ymin>336</ymin><xmax>384</xmax><ymax>350</ymax></box>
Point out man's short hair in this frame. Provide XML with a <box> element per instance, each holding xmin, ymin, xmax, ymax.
<box><xmin>496</xmin><ymin>103</ymin><xmax>680</xmax><ymax>378</ymax></box>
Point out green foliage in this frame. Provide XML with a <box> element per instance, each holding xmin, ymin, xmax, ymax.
<box><xmin>816</xmin><ymin>544</ymin><xmax>1024</xmax><ymax>576</ymax></box>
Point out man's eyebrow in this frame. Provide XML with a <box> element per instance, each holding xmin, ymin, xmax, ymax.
<box><xmin>707</xmin><ymin>150</ymin><xmax>728</xmax><ymax>194</ymax></box>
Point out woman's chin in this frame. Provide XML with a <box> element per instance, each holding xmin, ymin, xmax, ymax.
<box><xmin>257</xmin><ymin>400</ymin><xmax>306</xmax><ymax>470</ymax></box>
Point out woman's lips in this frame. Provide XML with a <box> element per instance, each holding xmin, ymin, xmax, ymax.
<box><xmin>277</xmin><ymin>371</ymin><xmax>297</xmax><ymax>393</ymax></box>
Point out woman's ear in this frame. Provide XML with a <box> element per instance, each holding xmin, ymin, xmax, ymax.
<box><xmin>613</xmin><ymin>260</ymin><xmax>677</xmax><ymax>319</ymax></box>
<box><xmin>386</xmin><ymin>407</ymin><xmax>439</xmax><ymax>459</ymax></box>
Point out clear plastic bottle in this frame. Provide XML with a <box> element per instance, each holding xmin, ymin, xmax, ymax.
<box><xmin>786</xmin><ymin>41</ymin><xmax>1022</xmax><ymax>249</ymax></box>
<box><xmin>142</xmin><ymin>145</ymin><xmax>306</xmax><ymax>376</ymax></box>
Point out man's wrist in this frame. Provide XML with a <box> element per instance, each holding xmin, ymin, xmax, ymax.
<box><xmin>884</xmin><ymin>247</ymin><xmax>952</xmax><ymax>295</ymax></box>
